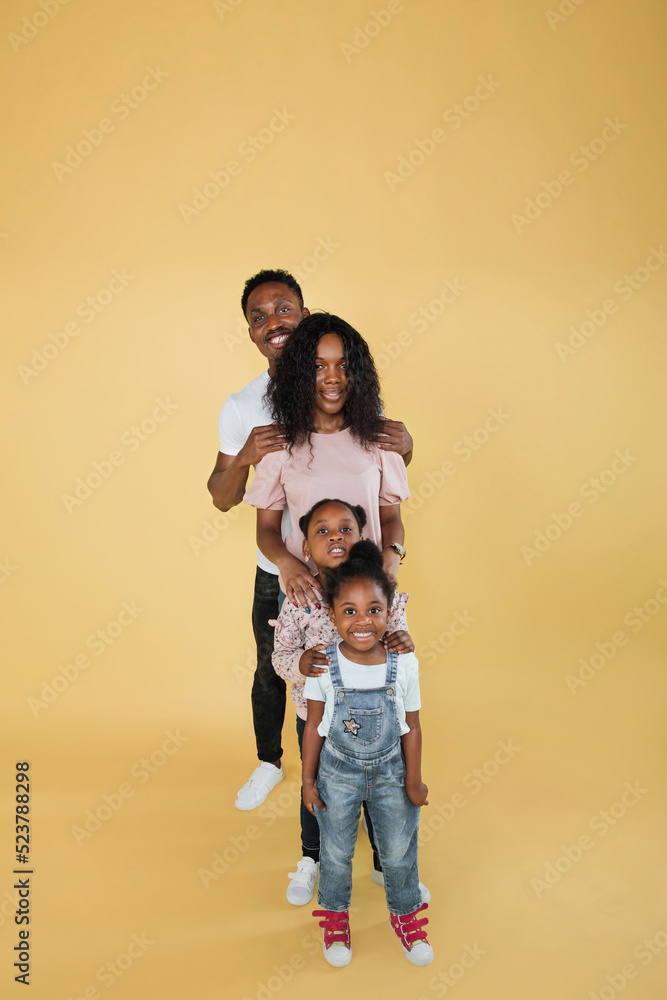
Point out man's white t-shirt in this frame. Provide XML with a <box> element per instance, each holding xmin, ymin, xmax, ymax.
<box><xmin>217</xmin><ymin>370</ymin><xmax>290</xmax><ymax>575</ymax></box>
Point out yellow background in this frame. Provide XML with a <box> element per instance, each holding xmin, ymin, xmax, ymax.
<box><xmin>2</xmin><ymin>0</ymin><xmax>666</xmax><ymax>997</ymax></box>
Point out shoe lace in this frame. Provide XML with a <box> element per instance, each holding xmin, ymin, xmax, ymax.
<box><xmin>313</xmin><ymin>909</ymin><xmax>350</xmax><ymax>949</ymax></box>
<box><xmin>391</xmin><ymin>903</ymin><xmax>429</xmax><ymax>948</ymax></box>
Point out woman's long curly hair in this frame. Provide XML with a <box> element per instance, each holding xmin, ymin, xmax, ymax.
<box><xmin>266</xmin><ymin>313</ymin><xmax>384</xmax><ymax>450</ymax></box>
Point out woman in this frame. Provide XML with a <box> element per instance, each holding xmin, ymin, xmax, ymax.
<box><xmin>244</xmin><ymin>313</ymin><xmax>410</xmax><ymax>608</ymax></box>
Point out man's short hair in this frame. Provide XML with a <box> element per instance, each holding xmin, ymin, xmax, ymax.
<box><xmin>241</xmin><ymin>269</ymin><xmax>304</xmax><ymax>317</ymax></box>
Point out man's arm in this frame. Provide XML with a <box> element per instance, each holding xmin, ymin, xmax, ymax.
<box><xmin>207</xmin><ymin>424</ymin><xmax>286</xmax><ymax>511</ymax></box>
<box><xmin>376</xmin><ymin>419</ymin><xmax>413</xmax><ymax>467</ymax></box>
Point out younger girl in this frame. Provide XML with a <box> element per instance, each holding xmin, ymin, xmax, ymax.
<box><xmin>302</xmin><ymin>541</ymin><xmax>432</xmax><ymax>968</ymax></box>
<box><xmin>271</xmin><ymin>498</ymin><xmax>419</xmax><ymax>906</ymax></box>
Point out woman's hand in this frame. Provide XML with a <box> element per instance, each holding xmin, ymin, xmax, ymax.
<box><xmin>279</xmin><ymin>554</ymin><xmax>323</xmax><ymax>610</ymax></box>
<box><xmin>405</xmin><ymin>778</ymin><xmax>429</xmax><ymax>807</ymax></box>
<box><xmin>299</xmin><ymin>644</ymin><xmax>331</xmax><ymax>677</ymax></box>
<box><xmin>303</xmin><ymin>780</ymin><xmax>326</xmax><ymax>815</ymax></box>
<box><xmin>383</xmin><ymin>630</ymin><xmax>415</xmax><ymax>653</ymax></box>
<box><xmin>382</xmin><ymin>547</ymin><xmax>401</xmax><ymax>583</ymax></box>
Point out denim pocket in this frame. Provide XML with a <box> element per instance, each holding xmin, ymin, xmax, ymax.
<box><xmin>339</xmin><ymin>707</ymin><xmax>383</xmax><ymax>747</ymax></box>
<box><xmin>317</xmin><ymin>753</ymin><xmax>341</xmax><ymax>780</ymax></box>
<box><xmin>389</xmin><ymin>753</ymin><xmax>407</xmax><ymax>780</ymax></box>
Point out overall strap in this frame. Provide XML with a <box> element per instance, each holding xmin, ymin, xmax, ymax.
<box><xmin>385</xmin><ymin>648</ymin><xmax>398</xmax><ymax>687</ymax></box>
<box><xmin>326</xmin><ymin>641</ymin><xmax>343</xmax><ymax>687</ymax></box>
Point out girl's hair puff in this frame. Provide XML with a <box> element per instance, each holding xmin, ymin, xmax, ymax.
<box><xmin>266</xmin><ymin>313</ymin><xmax>384</xmax><ymax>450</ymax></box>
<box><xmin>325</xmin><ymin>540</ymin><xmax>395</xmax><ymax>610</ymax></box>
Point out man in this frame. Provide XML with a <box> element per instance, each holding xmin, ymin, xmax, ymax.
<box><xmin>208</xmin><ymin>269</ymin><xmax>413</xmax><ymax>811</ymax></box>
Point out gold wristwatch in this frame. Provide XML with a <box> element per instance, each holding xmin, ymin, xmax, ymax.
<box><xmin>387</xmin><ymin>542</ymin><xmax>406</xmax><ymax>562</ymax></box>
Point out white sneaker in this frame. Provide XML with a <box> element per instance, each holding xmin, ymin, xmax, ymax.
<box><xmin>235</xmin><ymin>762</ymin><xmax>284</xmax><ymax>811</ymax></box>
<box><xmin>286</xmin><ymin>857</ymin><xmax>319</xmax><ymax>905</ymax></box>
<box><xmin>371</xmin><ymin>869</ymin><xmax>431</xmax><ymax>904</ymax></box>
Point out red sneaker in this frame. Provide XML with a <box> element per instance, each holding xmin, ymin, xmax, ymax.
<box><xmin>312</xmin><ymin>908</ymin><xmax>352</xmax><ymax>967</ymax></box>
<box><xmin>389</xmin><ymin>903</ymin><xmax>433</xmax><ymax>965</ymax></box>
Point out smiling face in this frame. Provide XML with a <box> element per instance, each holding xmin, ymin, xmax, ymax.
<box><xmin>314</xmin><ymin>333</ymin><xmax>350</xmax><ymax>417</ymax></box>
<box><xmin>330</xmin><ymin>578</ymin><xmax>389</xmax><ymax>657</ymax></box>
<box><xmin>303</xmin><ymin>502</ymin><xmax>363</xmax><ymax>574</ymax></box>
<box><xmin>245</xmin><ymin>281</ymin><xmax>308</xmax><ymax>372</ymax></box>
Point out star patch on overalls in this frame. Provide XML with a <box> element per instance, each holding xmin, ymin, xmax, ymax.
<box><xmin>343</xmin><ymin>717</ymin><xmax>361</xmax><ymax>737</ymax></box>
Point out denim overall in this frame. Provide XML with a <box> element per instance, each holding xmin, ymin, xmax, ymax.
<box><xmin>314</xmin><ymin>643</ymin><xmax>421</xmax><ymax>916</ymax></box>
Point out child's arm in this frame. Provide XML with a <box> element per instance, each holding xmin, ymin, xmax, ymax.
<box><xmin>298</xmin><ymin>644</ymin><xmax>331</xmax><ymax>677</ymax></box>
<box><xmin>384</xmin><ymin>630</ymin><xmax>414</xmax><ymax>653</ymax></box>
<box><xmin>302</xmin><ymin>700</ymin><xmax>326</xmax><ymax>814</ymax></box>
<box><xmin>256</xmin><ymin>508</ymin><xmax>321</xmax><ymax>609</ymax></box>
<box><xmin>272</xmin><ymin>603</ymin><xmax>311</xmax><ymax>683</ymax></box>
<box><xmin>272</xmin><ymin>603</ymin><xmax>331</xmax><ymax>685</ymax></box>
<box><xmin>401</xmin><ymin>710</ymin><xmax>429</xmax><ymax>806</ymax></box>
<box><xmin>384</xmin><ymin>592</ymin><xmax>414</xmax><ymax>653</ymax></box>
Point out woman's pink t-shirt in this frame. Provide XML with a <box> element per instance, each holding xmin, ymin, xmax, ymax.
<box><xmin>243</xmin><ymin>427</ymin><xmax>410</xmax><ymax>562</ymax></box>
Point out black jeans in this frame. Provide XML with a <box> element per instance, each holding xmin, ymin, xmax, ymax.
<box><xmin>250</xmin><ymin>567</ymin><xmax>286</xmax><ymax>762</ymax></box>
<box><xmin>296</xmin><ymin>716</ymin><xmax>381</xmax><ymax>870</ymax></box>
